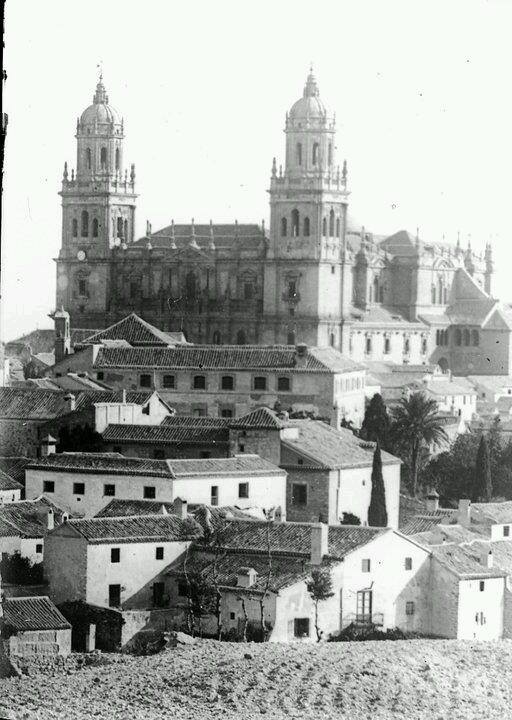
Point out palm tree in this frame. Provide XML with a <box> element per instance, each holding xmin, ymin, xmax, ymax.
<box><xmin>390</xmin><ymin>391</ymin><xmax>448</xmax><ymax>497</ymax></box>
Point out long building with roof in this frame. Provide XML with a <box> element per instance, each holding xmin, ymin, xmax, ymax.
<box><xmin>54</xmin><ymin>70</ymin><xmax>512</xmax><ymax>374</ymax></box>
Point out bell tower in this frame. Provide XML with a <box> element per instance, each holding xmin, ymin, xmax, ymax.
<box><xmin>263</xmin><ymin>69</ymin><xmax>350</xmax><ymax>347</ymax></box>
<box><xmin>55</xmin><ymin>75</ymin><xmax>138</xmax><ymax>328</ymax></box>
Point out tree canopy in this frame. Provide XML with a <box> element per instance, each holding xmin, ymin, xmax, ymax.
<box><xmin>368</xmin><ymin>442</ymin><xmax>388</xmax><ymax>527</ymax></box>
<box><xmin>361</xmin><ymin>393</ymin><xmax>390</xmax><ymax>448</ymax></box>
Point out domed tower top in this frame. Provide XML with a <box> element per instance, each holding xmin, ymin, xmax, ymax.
<box><xmin>288</xmin><ymin>67</ymin><xmax>328</xmax><ymax>121</ymax></box>
<box><xmin>79</xmin><ymin>75</ymin><xmax>123</xmax><ymax>130</ymax></box>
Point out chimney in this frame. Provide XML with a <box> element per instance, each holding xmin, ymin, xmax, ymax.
<box><xmin>61</xmin><ymin>512</ymin><xmax>69</xmax><ymax>524</ymax></box>
<box><xmin>426</xmin><ymin>489</ymin><xmax>439</xmax><ymax>513</ymax></box>
<box><xmin>173</xmin><ymin>497</ymin><xmax>188</xmax><ymax>520</ymax></box>
<box><xmin>158</xmin><ymin>504</ymin><xmax>168</xmax><ymax>515</ymax></box>
<box><xmin>237</xmin><ymin>567</ymin><xmax>257</xmax><ymax>588</ymax></box>
<box><xmin>40</xmin><ymin>434</ymin><xmax>57</xmax><ymax>457</ymax></box>
<box><xmin>63</xmin><ymin>393</ymin><xmax>76</xmax><ymax>412</ymax></box>
<box><xmin>458</xmin><ymin>499</ymin><xmax>471</xmax><ymax>528</ymax></box>
<box><xmin>295</xmin><ymin>344</ymin><xmax>308</xmax><ymax>368</ymax></box>
<box><xmin>480</xmin><ymin>548</ymin><xmax>493</xmax><ymax>569</ymax></box>
<box><xmin>47</xmin><ymin>508</ymin><xmax>54</xmax><ymax>531</ymax></box>
<box><xmin>310</xmin><ymin>522</ymin><xmax>329</xmax><ymax>565</ymax></box>
<box><xmin>121</xmin><ymin>388</ymin><xmax>127</xmax><ymax>404</ymax></box>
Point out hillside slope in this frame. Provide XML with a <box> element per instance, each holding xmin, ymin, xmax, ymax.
<box><xmin>1</xmin><ymin>638</ymin><xmax>511</xmax><ymax>719</ymax></box>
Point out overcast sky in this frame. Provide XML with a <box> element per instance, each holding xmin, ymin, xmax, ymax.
<box><xmin>3</xmin><ymin>0</ymin><xmax>512</xmax><ymax>341</ymax></box>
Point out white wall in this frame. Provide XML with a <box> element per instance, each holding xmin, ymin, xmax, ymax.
<box><xmin>171</xmin><ymin>471</ymin><xmax>286</xmax><ymax>516</ymax></box>
<box><xmin>86</xmin><ymin>541</ymin><xmax>190</xmax><ymax>608</ymax></box>
<box><xmin>457</xmin><ymin>577</ymin><xmax>504</xmax><ymax>640</ymax></box>
<box><xmin>25</xmin><ymin>469</ymin><xmax>174</xmax><ymax>517</ymax></box>
<box><xmin>491</xmin><ymin>524</ymin><xmax>512</xmax><ymax>541</ymax></box>
<box><xmin>94</xmin><ymin>394</ymin><xmax>171</xmax><ymax>433</ymax></box>
<box><xmin>0</xmin><ymin>488</ymin><xmax>22</xmax><ymax>503</ymax></box>
<box><xmin>0</xmin><ymin>534</ymin><xmax>44</xmax><ymax>564</ymax></box>
<box><xmin>337</xmin><ymin>463</ymin><xmax>401</xmax><ymax>529</ymax></box>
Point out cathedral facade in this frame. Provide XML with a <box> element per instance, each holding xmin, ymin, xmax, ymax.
<box><xmin>56</xmin><ymin>72</ymin><xmax>509</xmax><ymax>374</ymax></box>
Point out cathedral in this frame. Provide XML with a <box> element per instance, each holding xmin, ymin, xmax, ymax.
<box><xmin>56</xmin><ymin>71</ymin><xmax>512</xmax><ymax>375</ymax></box>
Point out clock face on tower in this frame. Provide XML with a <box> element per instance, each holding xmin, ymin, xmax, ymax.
<box><xmin>77</xmin><ymin>250</ymin><xmax>86</xmax><ymax>261</ymax></box>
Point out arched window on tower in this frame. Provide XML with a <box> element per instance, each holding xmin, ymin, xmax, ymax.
<box><xmin>92</xmin><ymin>218</ymin><xmax>99</xmax><ymax>238</ymax></box>
<box><xmin>328</xmin><ymin>143</ymin><xmax>332</xmax><ymax>166</ymax></box>
<box><xmin>124</xmin><ymin>219</ymin><xmax>128</xmax><ymax>241</ymax></box>
<box><xmin>472</xmin><ymin>330</ymin><xmax>479</xmax><ymax>346</ymax></box>
<box><xmin>117</xmin><ymin>217</ymin><xmax>123</xmax><ymax>238</ymax></box>
<box><xmin>455</xmin><ymin>328</ymin><xmax>462</xmax><ymax>346</ymax></box>
<box><xmin>336</xmin><ymin>217</ymin><xmax>340</xmax><ymax>237</ymax></box>
<box><xmin>431</xmin><ymin>285</ymin><xmax>436</xmax><ymax>304</ymax></box>
<box><xmin>303</xmin><ymin>217</ymin><xmax>310</xmax><ymax>237</ymax></box>
<box><xmin>287</xmin><ymin>330</ymin><xmax>296</xmax><ymax>345</ymax></box>
<box><xmin>443</xmin><ymin>286</ymin><xmax>448</xmax><ymax>304</ymax></box>
<box><xmin>185</xmin><ymin>271</ymin><xmax>198</xmax><ymax>300</ymax></box>
<box><xmin>81</xmin><ymin>211</ymin><xmax>89</xmax><ymax>237</ymax></box>
<box><xmin>312</xmin><ymin>142</ymin><xmax>319</xmax><ymax>165</ymax></box>
<box><xmin>463</xmin><ymin>329</ymin><xmax>471</xmax><ymax>346</ymax></box>
<box><xmin>86</xmin><ymin>148</ymin><xmax>92</xmax><ymax>170</ymax></box>
<box><xmin>100</xmin><ymin>147</ymin><xmax>107</xmax><ymax>170</ymax></box>
<box><xmin>437</xmin><ymin>276</ymin><xmax>444</xmax><ymax>305</ymax></box>
<box><xmin>237</xmin><ymin>330</ymin><xmax>247</xmax><ymax>345</ymax></box>
<box><xmin>373</xmin><ymin>277</ymin><xmax>380</xmax><ymax>304</ymax></box>
<box><xmin>281</xmin><ymin>217</ymin><xmax>287</xmax><ymax>237</ymax></box>
<box><xmin>329</xmin><ymin>209</ymin><xmax>335</xmax><ymax>236</ymax></box>
<box><xmin>72</xmin><ymin>219</ymin><xmax>78</xmax><ymax>238</ymax></box>
<box><xmin>330</xmin><ymin>332</ymin><xmax>335</xmax><ymax>347</ymax></box>
<box><xmin>291</xmin><ymin>209</ymin><xmax>300</xmax><ymax>237</ymax></box>
<box><xmin>296</xmin><ymin>143</ymin><xmax>302</xmax><ymax>166</ymax></box>
<box><xmin>115</xmin><ymin>148</ymin><xmax>120</xmax><ymax>171</ymax></box>
<box><xmin>322</xmin><ymin>218</ymin><xmax>327</xmax><ymax>236</ymax></box>
<box><xmin>212</xmin><ymin>331</ymin><xmax>221</xmax><ymax>345</ymax></box>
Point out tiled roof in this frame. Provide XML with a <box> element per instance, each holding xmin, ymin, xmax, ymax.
<box><xmin>408</xmin><ymin>380</ymin><xmax>476</xmax><ymax>397</ymax></box>
<box><xmin>432</xmin><ymin>543</ymin><xmax>506</xmax><ymax>578</ymax></box>
<box><xmin>27</xmin><ymin>452</ymin><xmax>174</xmax><ymax>478</ymax></box>
<box><xmin>131</xmin><ymin>223</ymin><xmax>265</xmax><ymax>251</ymax></box>
<box><xmin>471</xmin><ymin>501</ymin><xmax>512</xmax><ymax>525</ymax></box>
<box><xmin>161</xmin><ymin>416</ymin><xmax>228</xmax><ymax>428</ymax></box>
<box><xmin>0</xmin><ymin>457</ymin><xmax>30</xmax><ymax>487</ymax></box>
<box><xmin>230</xmin><ymin>407</ymin><xmax>286</xmax><ymax>430</ymax></box>
<box><xmin>0</xmin><ymin>468</ymin><xmax>23</xmax><ymax>492</ymax></box>
<box><xmin>0</xmin><ymin>497</ymin><xmax>68</xmax><ymax>538</ymax></box>
<box><xmin>93</xmin><ymin>345</ymin><xmax>361</xmax><ymax>373</ymax></box>
<box><xmin>102</xmin><ymin>422</ymin><xmax>229</xmax><ymax>446</ymax></box>
<box><xmin>410</xmin><ymin>524</ymin><xmax>484</xmax><ymax>546</ymax></box>
<box><xmin>63</xmin><ymin>514</ymin><xmax>202</xmax><ymax>544</ymax></box>
<box><xmin>95</xmin><ymin>499</ymin><xmax>176</xmax><ymax>517</ymax></box>
<box><xmin>401</xmin><ymin>512</ymin><xmax>454</xmax><ymax>535</ymax></box>
<box><xmin>76</xmin><ymin>313</ymin><xmax>183</xmax><ymax>348</ymax></box>
<box><xmin>345</xmin><ymin>304</ymin><xmax>426</xmax><ymax>329</ymax></box>
<box><xmin>281</xmin><ymin>420</ymin><xmax>400</xmax><ymax>470</ymax></box>
<box><xmin>171</xmin><ymin>550</ymin><xmax>311</xmax><ymax>592</ymax></box>
<box><xmin>3</xmin><ymin>596</ymin><xmax>71</xmax><ymax>632</ymax></box>
<box><xmin>208</xmin><ymin>517</ymin><xmax>385</xmax><ymax>559</ymax></box>
<box><xmin>0</xmin><ymin>388</ymin><xmax>152</xmax><ymax>420</ymax></box>
<box><xmin>166</xmin><ymin>455</ymin><xmax>283</xmax><ymax>478</ymax></box>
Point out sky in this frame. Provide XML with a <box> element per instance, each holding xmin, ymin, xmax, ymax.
<box><xmin>2</xmin><ymin>0</ymin><xmax>512</xmax><ymax>341</ymax></box>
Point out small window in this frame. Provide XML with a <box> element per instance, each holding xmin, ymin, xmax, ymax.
<box><xmin>281</xmin><ymin>217</ymin><xmax>287</xmax><ymax>237</ymax></box>
<box><xmin>221</xmin><ymin>408</ymin><xmax>234</xmax><ymax>418</ymax></box>
<box><xmin>405</xmin><ymin>601</ymin><xmax>415</xmax><ymax>616</ymax></box>
<box><xmin>244</xmin><ymin>283</ymin><xmax>255</xmax><ymax>301</ymax></box>
<box><xmin>199</xmin><ymin>451</ymin><xmax>211</xmax><ymax>459</ymax></box>
<box><xmin>153</xmin><ymin>449</ymin><xmax>165</xmax><ymax>459</ymax></box>
<box><xmin>111</xmin><ymin>548</ymin><xmax>120</xmax><ymax>563</ymax></box>
<box><xmin>384</xmin><ymin>337</ymin><xmax>391</xmax><ymax>355</ymax></box>
<box><xmin>504</xmin><ymin>525</ymin><xmax>510</xmax><ymax>537</ymax></box>
<box><xmin>479</xmin><ymin>580</ymin><xmax>485</xmax><ymax>592</ymax></box>
<box><xmin>193</xmin><ymin>375</ymin><xmax>206</xmax><ymax>390</ymax></box>
<box><xmin>115</xmin><ymin>147</ymin><xmax>120</xmax><ymax>170</ymax></box>
<box><xmin>72</xmin><ymin>219</ymin><xmax>78</xmax><ymax>237</ymax></box>
<box><xmin>361</xmin><ymin>559</ymin><xmax>371</xmax><ymax>573</ymax></box>
<box><xmin>81</xmin><ymin>210</ymin><xmax>89</xmax><ymax>237</ymax></box>
<box><xmin>294</xmin><ymin>618</ymin><xmax>310</xmax><ymax>638</ymax></box>
<box><xmin>239</xmin><ymin>482</ymin><xmax>249</xmax><ymax>499</ymax></box>
<box><xmin>312</xmin><ymin>142</ymin><xmax>319</xmax><ymax>165</ymax></box>
<box><xmin>331</xmin><ymin>265</ymin><xmax>336</xmax><ymax>274</ymax></box>
<box><xmin>144</xmin><ymin>486</ymin><xmax>156</xmax><ymax>499</ymax></box>
<box><xmin>36</xmin><ymin>544</ymin><xmax>43</xmax><ymax>554</ymax></box>
<box><xmin>296</xmin><ymin>142</ymin><xmax>302</xmax><ymax>166</ymax></box>
<box><xmin>291</xmin><ymin>209</ymin><xmax>300</xmax><ymax>237</ymax></box>
<box><xmin>211</xmin><ymin>485</ymin><xmax>219</xmax><ymax>506</ymax></box>
<box><xmin>73</xmin><ymin>482</ymin><xmax>85</xmax><ymax>495</ymax></box>
<box><xmin>92</xmin><ymin>218</ymin><xmax>99</xmax><ymax>238</ymax></box>
<box><xmin>100</xmin><ymin>147</ymin><xmax>107</xmax><ymax>169</ymax></box>
<box><xmin>405</xmin><ymin>557</ymin><xmax>412</xmax><ymax>571</ymax></box>
<box><xmin>236</xmin><ymin>330</ymin><xmax>246</xmax><ymax>345</ymax></box>
<box><xmin>113</xmin><ymin>445</ymin><xmax>121</xmax><ymax>454</ymax></box>
<box><xmin>43</xmin><ymin>480</ymin><xmax>55</xmax><ymax>493</ymax></box>
<box><xmin>104</xmin><ymin>484</ymin><xmax>115</xmax><ymax>497</ymax></box>
<box><xmin>162</xmin><ymin>374</ymin><xmax>175</xmax><ymax>389</ymax></box>
<box><xmin>212</xmin><ymin>331</ymin><xmax>222</xmax><ymax>345</ymax></box>
<box><xmin>96</xmin><ymin>371</ymin><xmax>104</xmax><ymax>381</ymax></box>
<box><xmin>254</xmin><ymin>376</ymin><xmax>267</xmax><ymax>391</ymax></box>
<box><xmin>292</xmin><ymin>483</ymin><xmax>307</xmax><ymax>505</ymax></box>
<box><xmin>156</xmin><ymin>546</ymin><xmax>164</xmax><ymax>560</ymax></box>
<box><xmin>177</xmin><ymin>580</ymin><xmax>188</xmax><ymax>597</ymax></box>
<box><xmin>303</xmin><ymin>217</ymin><xmax>310</xmax><ymax>236</ymax></box>
<box><xmin>140</xmin><ymin>373</ymin><xmax>151</xmax><ymax>388</ymax></box>
<box><xmin>277</xmin><ymin>377</ymin><xmax>290</xmax><ymax>392</ymax></box>
<box><xmin>239</xmin><ymin>444</ymin><xmax>245</xmax><ymax>453</ymax></box>
<box><xmin>78</xmin><ymin>278</ymin><xmax>88</xmax><ymax>296</ymax></box>
<box><xmin>86</xmin><ymin>147</ymin><xmax>92</xmax><ymax>169</ymax></box>
<box><xmin>221</xmin><ymin>375</ymin><xmax>234</xmax><ymax>390</ymax></box>
<box><xmin>230</xmin><ymin>611</ymin><xmax>236</xmax><ymax>620</ymax></box>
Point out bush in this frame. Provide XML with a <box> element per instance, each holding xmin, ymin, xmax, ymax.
<box><xmin>0</xmin><ymin>552</ymin><xmax>44</xmax><ymax>585</ymax></box>
<box><xmin>328</xmin><ymin>623</ymin><xmax>425</xmax><ymax>642</ymax></box>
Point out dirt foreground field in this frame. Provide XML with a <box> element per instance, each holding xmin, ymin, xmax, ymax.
<box><xmin>1</xmin><ymin>638</ymin><xmax>511</xmax><ymax>720</ymax></box>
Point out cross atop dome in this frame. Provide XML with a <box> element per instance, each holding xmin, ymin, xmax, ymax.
<box><xmin>303</xmin><ymin>66</ymin><xmax>320</xmax><ymax>98</ymax></box>
<box><xmin>93</xmin><ymin>74</ymin><xmax>109</xmax><ymax>105</ymax></box>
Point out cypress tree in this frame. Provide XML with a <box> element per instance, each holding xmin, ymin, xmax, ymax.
<box><xmin>368</xmin><ymin>441</ymin><xmax>388</xmax><ymax>527</ymax></box>
<box><xmin>473</xmin><ymin>434</ymin><xmax>492</xmax><ymax>502</ymax></box>
<box><xmin>361</xmin><ymin>394</ymin><xmax>390</xmax><ymax>448</ymax></box>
